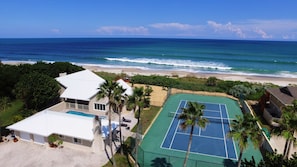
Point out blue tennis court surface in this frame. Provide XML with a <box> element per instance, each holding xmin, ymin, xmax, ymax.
<box><xmin>161</xmin><ymin>100</ymin><xmax>238</xmax><ymax>160</ymax></box>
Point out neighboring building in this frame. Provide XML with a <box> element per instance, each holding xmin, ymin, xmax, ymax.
<box><xmin>7</xmin><ymin>69</ymin><xmax>131</xmax><ymax>148</ymax></box>
<box><xmin>260</xmin><ymin>86</ymin><xmax>297</xmax><ymax>126</ymax></box>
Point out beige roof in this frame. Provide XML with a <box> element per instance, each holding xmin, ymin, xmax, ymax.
<box><xmin>267</xmin><ymin>86</ymin><xmax>297</xmax><ymax>105</ymax></box>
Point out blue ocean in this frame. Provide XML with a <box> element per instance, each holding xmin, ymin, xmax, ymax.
<box><xmin>0</xmin><ymin>38</ymin><xmax>296</xmax><ymax>78</ymax></box>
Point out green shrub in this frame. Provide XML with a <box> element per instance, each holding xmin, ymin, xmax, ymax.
<box><xmin>48</xmin><ymin>134</ymin><xmax>63</xmax><ymax>147</ymax></box>
<box><xmin>99</xmin><ymin>73</ymin><xmax>266</xmax><ymax>100</ymax></box>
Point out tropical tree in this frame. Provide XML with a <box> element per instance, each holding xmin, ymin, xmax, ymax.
<box><xmin>113</xmin><ymin>85</ymin><xmax>127</xmax><ymax>155</ymax></box>
<box><xmin>144</xmin><ymin>85</ymin><xmax>153</xmax><ymax>108</ymax></box>
<box><xmin>228</xmin><ymin>113</ymin><xmax>262</xmax><ymax>167</ymax></box>
<box><xmin>178</xmin><ymin>101</ymin><xmax>208</xmax><ymax>167</ymax></box>
<box><xmin>273</xmin><ymin>100</ymin><xmax>297</xmax><ymax>159</ymax></box>
<box><xmin>14</xmin><ymin>72</ymin><xmax>60</xmax><ymax>110</ymax></box>
<box><xmin>242</xmin><ymin>150</ymin><xmax>297</xmax><ymax>167</ymax></box>
<box><xmin>144</xmin><ymin>85</ymin><xmax>153</xmax><ymax>96</ymax></box>
<box><xmin>0</xmin><ymin>96</ymin><xmax>10</xmax><ymax>112</ymax></box>
<box><xmin>127</xmin><ymin>86</ymin><xmax>145</xmax><ymax>125</ymax></box>
<box><xmin>97</xmin><ymin>80</ymin><xmax>119</xmax><ymax>167</ymax></box>
<box><xmin>206</xmin><ymin>76</ymin><xmax>218</xmax><ymax>86</ymax></box>
<box><xmin>127</xmin><ymin>86</ymin><xmax>145</xmax><ymax>167</ymax></box>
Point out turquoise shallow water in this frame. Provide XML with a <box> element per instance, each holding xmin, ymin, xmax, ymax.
<box><xmin>0</xmin><ymin>38</ymin><xmax>296</xmax><ymax>77</ymax></box>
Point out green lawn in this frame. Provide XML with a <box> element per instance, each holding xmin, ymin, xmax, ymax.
<box><xmin>0</xmin><ymin>100</ymin><xmax>24</xmax><ymax>127</ymax></box>
<box><xmin>131</xmin><ymin>106</ymin><xmax>161</xmax><ymax>134</ymax></box>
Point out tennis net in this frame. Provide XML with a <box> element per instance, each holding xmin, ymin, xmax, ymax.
<box><xmin>168</xmin><ymin>112</ymin><xmax>235</xmax><ymax>124</ymax></box>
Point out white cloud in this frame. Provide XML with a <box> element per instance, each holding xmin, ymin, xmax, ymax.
<box><xmin>282</xmin><ymin>34</ymin><xmax>296</xmax><ymax>40</ymax></box>
<box><xmin>149</xmin><ymin>22</ymin><xmax>204</xmax><ymax>37</ymax></box>
<box><xmin>96</xmin><ymin>26</ymin><xmax>148</xmax><ymax>35</ymax></box>
<box><xmin>94</xmin><ymin>19</ymin><xmax>297</xmax><ymax>40</ymax></box>
<box><xmin>240</xmin><ymin>19</ymin><xmax>297</xmax><ymax>40</ymax></box>
<box><xmin>150</xmin><ymin>22</ymin><xmax>194</xmax><ymax>30</ymax></box>
<box><xmin>254</xmin><ymin>28</ymin><xmax>272</xmax><ymax>39</ymax></box>
<box><xmin>50</xmin><ymin>28</ymin><xmax>61</xmax><ymax>33</ymax></box>
<box><xmin>207</xmin><ymin>21</ymin><xmax>246</xmax><ymax>38</ymax></box>
<box><xmin>246</xmin><ymin>19</ymin><xmax>297</xmax><ymax>31</ymax></box>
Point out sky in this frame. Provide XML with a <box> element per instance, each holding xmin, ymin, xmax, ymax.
<box><xmin>1</xmin><ymin>0</ymin><xmax>297</xmax><ymax>40</ymax></box>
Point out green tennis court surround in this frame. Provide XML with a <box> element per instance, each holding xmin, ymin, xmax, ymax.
<box><xmin>137</xmin><ymin>93</ymin><xmax>263</xmax><ymax>167</ymax></box>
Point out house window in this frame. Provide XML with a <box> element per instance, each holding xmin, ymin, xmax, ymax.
<box><xmin>69</xmin><ymin>102</ymin><xmax>75</xmax><ymax>108</ymax></box>
<box><xmin>94</xmin><ymin>103</ymin><xmax>106</xmax><ymax>111</ymax></box>
<box><xmin>78</xmin><ymin>104</ymin><xmax>89</xmax><ymax>110</ymax></box>
<box><xmin>83</xmin><ymin>105</ymin><xmax>89</xmax><ymax>110</ymax></box>
<box><xmin>73</xmin><ymin>138</ymin><xmax>82</xmax><ymax>144</ymax></box>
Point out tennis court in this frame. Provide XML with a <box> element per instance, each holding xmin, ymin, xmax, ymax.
<box><xmin>161</xmin><ymin>100</ymin><xmax>237</xmax><ymax>160</ymax></box>
<box><xmin>138</xmin><ymin>93</ymin><xmax>263</xmax><ymax>167</ymax></box>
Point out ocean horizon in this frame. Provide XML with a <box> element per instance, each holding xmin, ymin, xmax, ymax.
<box><xmin>0</xmin><ymin>38</ymin><xmax>297</xmax><ymax>78</ymax></box>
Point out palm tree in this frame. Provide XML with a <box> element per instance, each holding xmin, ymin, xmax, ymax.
<box><xmin>97</xmin><ymin>80</ymin><xmax>119</xmax><ymax>167</ymax></box>
<box><xmin>228</xmin><ymin>113</ymin><xmax>262</xmax><ymax>167</ymax></box>
<box><xmin>127</xmin><ymin>86</ymin><xmax>145</xmax><ymax>125</ymax></box>
<box><xmin>274</xmin><ymin>100</ymin><xmax>297</xmax><ymax>159</ymax></box>
<box><xmin>178</xmin><ymin>101</ymin><xmax>208</xmax><ymax>167</ymax></box>
<box><xmin>127</xmin><ymin>86</ymin><xmax>145</xmax><ymax>167</ymax></box>
<box><xmin>113</xmin><ymin>85</ymin><xmax>127</xmax><ymax>155</ymax></box>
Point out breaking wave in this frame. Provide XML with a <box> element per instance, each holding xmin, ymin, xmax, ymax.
<box><xmin>105</xmin><ymin>57</ymin><xmax>231</xmax><ymax>71</ymax></box>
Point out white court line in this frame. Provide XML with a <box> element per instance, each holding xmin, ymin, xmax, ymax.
<box><xmin>160</xmin><ymin>100</ymin><xmax>183</xmax><ymax>148</ymax></box>
<box><xmin>169</xmin><ymin>119</ymin><xmax>181</xmax><ymax>149</ymax></box>
<box><xmin>220</xmin><ymin>104</ymin><xmax>229</xmax><ymax>158</ymax></box>
<box><xmin>224</xmin><ymin>104</ymin><xmax>239</xmax><ymax>160</ymax></box>
<box><xmin>163</xmin><ymin>101</ymin><xmax>237</xmax><ymax>160</ymax></box>
<box><xmin>162</xmin><ymin>100</ymin><xmax>238</xmax><ymax>160</ymax></box>
<box><xmin>161</xmin><ymin>146</ymin><xmax>238</xmax><ymax>160</ymax></box>
<box><xmin>176</xmin><ymin>131</ymin><xmax>224</xmax><ymax>141</ymax></box>
<box><xmin>160</xmin><ymin>100</ymin><xmax>187</xmax><ymax>149</ymax></box>
<box><xmin>169</xmin><ymin>100</ymin><xmax>188</xmax><ymax>148</ymax></box>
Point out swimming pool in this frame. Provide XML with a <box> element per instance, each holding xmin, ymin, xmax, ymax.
<box><xmin>66</xmin><ymin>111</ymin><xmax>106</xmax><ymax>119</ymax></box>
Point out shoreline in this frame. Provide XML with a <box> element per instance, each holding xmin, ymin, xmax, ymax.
<box><xmin>2</xmin><ymin>61</ymin><xmax>296</xmax><ymax>86</ymax></box>
<box><xmin>83</xmin><ymin>65</ymin><xmax>297</xmax><ymax>87</ymax></box>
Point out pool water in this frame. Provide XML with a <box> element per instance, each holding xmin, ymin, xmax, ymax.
<box><xmin>66</xmin><ymin>111</ymin><xmax>106</xmax><ymax>119</ymax></box>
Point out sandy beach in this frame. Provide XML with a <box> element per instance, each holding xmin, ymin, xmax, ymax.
<box><xmin>2</xmin><ymin>61</ymin><xmax>296</xmax><ymax>86</ymax></box>
<box><xmin>83</xmin><ymin>65</ymin><xmax>297</xmax><ymax>87</ymax></box>
<box><xmin>2</xmin><ymin>61</ymin><xmax>297</xmax><ymax>86</ymax></box>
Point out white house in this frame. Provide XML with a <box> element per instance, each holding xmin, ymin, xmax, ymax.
<box><xmin>7</xmin><ymin>69</ymin><xmax>132</xmax><ymax>147</ymax></box>
<box><xmin>8</xmin><ymin>110</ymin><xmax>95</xmax><ymax>145</ymax></box>
<box><xmin>55</xmin><ymin>69</ymin><xmax>133</xmax><ymax>114</ymax></box>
